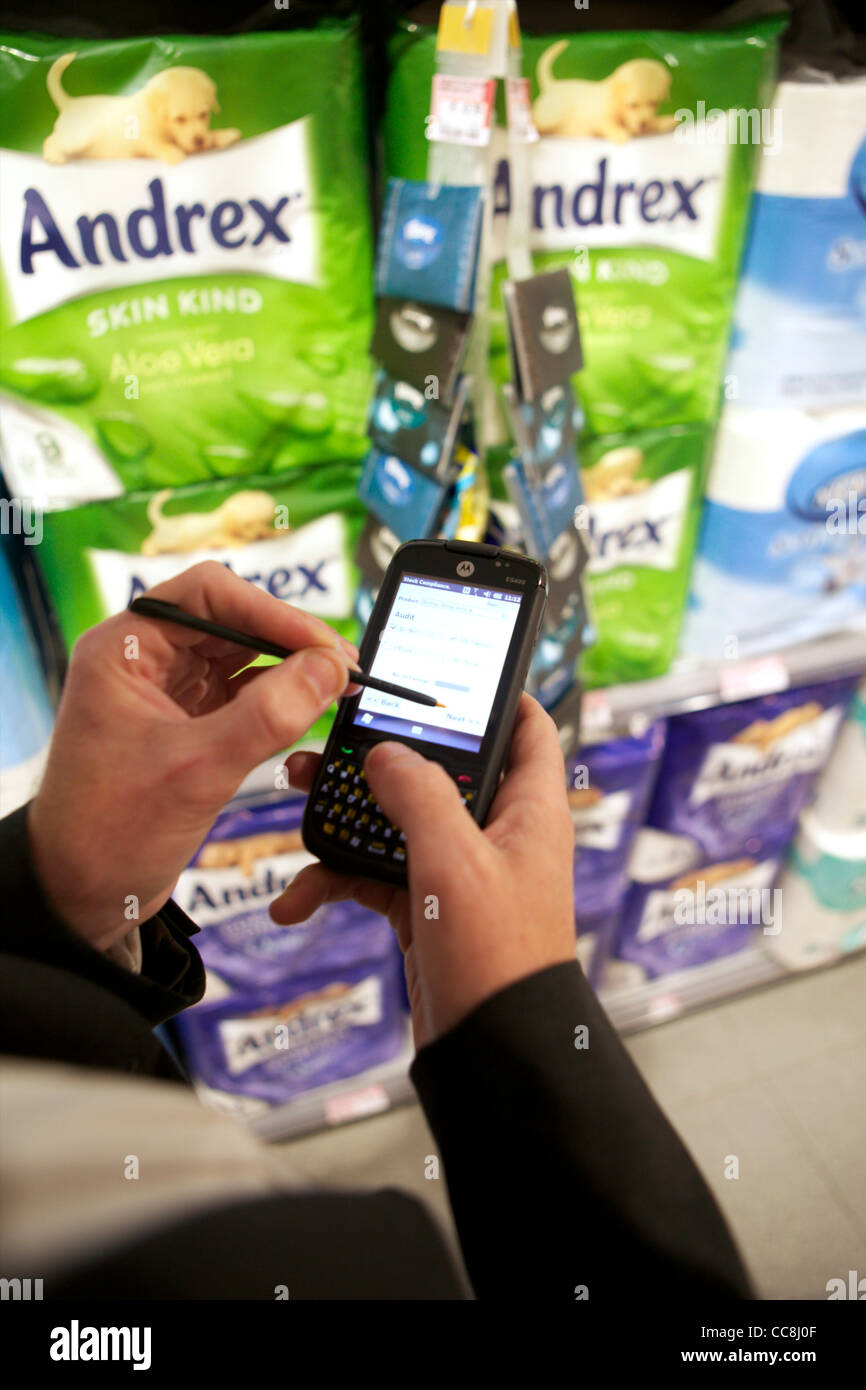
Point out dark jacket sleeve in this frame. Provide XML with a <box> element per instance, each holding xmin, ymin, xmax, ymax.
<box><xmin>48</xmin><ymin>1190</ymin><xmax>466</xmax><ymax>1301</ymax></box>
<box><xmin>0</xmin><ymin>805</ymin><xmax>205</xmax><ymax>1079</ymax></box>
<box><xmin>410</xmin><ymin>960</ymin><xmax>753</xmax><ymax>1303</ymax></box>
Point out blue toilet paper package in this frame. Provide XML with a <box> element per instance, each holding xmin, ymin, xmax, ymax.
<box><xmin>681</xmin><ymin>405</ymin><xmax>866</xmax><ymax>659</ymax></box>
<box><xmin>725</xmin><ymin>77</ymin><xmax>866</xmax><ymax>410</ymax></box>
<box><xmin>0</xmin><ymin>538</ymin><xmax>55</xmax><ymax>815</ymax></box>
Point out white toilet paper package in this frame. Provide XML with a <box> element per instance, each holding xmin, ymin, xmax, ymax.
<box><xmin>384</xmin><ymin>15</ymin><xmax>783</xmax><ymax>439</ymax></box>
<box><xmin>767</xmin><ymin>679</ymin><xmax>866</xmax><ymax>972</ymax></box>
<box><xmin>0</xmin><ymin>25</ymin><xmax>374</xmax><ymax>510</ymax></box>
<box><xmin>806</xmin><ymin>676</ymin><xmax>866</xmax><ymax>837</ymax></box>
<box><xmin>768</xmin><ymin>815</ymin><xmax>866</xmax><ymax>973</ymax></box>
<box><xmin>681</xmin><ymin>404</ymin><xmax>866</xmax><ymax>659</ymax></box>
<box><xmin>726</xmin><ymin>75</ymin><xmax>866</xmax><ymax>411</ymax></box>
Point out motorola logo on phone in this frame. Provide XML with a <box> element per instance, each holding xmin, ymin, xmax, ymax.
<box><xmin>456</xmin><ymin>560</ymin><xmax>475</xmax><ymax>577</ymax></box>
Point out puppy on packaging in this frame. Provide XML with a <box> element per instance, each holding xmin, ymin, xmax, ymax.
<box><xmin>533</xmin><ymin>41</ymin><xmax>676</xmax><ymax>144</ymax></box>
<box><xmin>43</xmin><ymin>53</ymin><xmax>241</xmax><ymax>165</ymax></box>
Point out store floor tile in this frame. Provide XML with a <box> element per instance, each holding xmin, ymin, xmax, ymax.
<box><xmin>763</xmin><ymin>1037</ymin><xmax>866</xmax><ymax>1241</ymax></box>
<box><xmin>269</xmin><ymin>953</ymin><xmax>866</xmax><ymax>1301</ymax></box>
<box><xmin>652</xmin><ymin>1075</ymin><xmax>865</xmax><ymax>1300</ymax></box>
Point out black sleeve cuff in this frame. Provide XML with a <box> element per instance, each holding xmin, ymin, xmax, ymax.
<box><xmin>410</xmin><ymin>960</ymin><xmax>752</xmax><ymax>1301</ymax></box>
<box><xmin>0</xmin><ymin>804</ymin><xmax>205</xmax><ymax>1026</ymax></box>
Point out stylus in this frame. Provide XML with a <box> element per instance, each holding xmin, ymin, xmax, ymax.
<box><xmin>128</xmin><ymin>596</ymin><xmax>445</xmax><ymax>708</ymax></box>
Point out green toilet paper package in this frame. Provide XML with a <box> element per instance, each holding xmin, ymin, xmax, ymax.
<box><xmin>0</xmin><ymin>23</ymin><xmax>374</xmax><ymax>508</ymax></box>
<box><xmin>579</xmin><ymin>422</ymin><xmax>711</xmax><ymax>685</ymax></box>
<box><xmin>384</xmin><ymin>16</ymin><xmax>783</xmax><ymax>440</ymax></box>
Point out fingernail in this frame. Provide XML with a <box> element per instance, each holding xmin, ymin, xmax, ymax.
<box><xmin>299</xmin><ymin>648</ymin><xmax>347</xmax><ymax>700</ymax></box>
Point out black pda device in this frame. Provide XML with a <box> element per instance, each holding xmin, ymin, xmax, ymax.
<box><xmin>302</xmin><ymin>539</ymin><xmax>548</xmax><ymax>885</ymax></box>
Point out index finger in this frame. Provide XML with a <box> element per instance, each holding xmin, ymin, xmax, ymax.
<box><xmin>483</xmin><ymin>694</ymin><xmax>571</xmax><ymax>834</ymax></box>
<box><xmin>140</xmin><ymin>560</ymin><xmax>358</xmax><ymax>660</ymax></box>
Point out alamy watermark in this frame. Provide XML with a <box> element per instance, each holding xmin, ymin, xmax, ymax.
<box><xmin>0</xmin><ymin>496</ymin><xmax>43</xmax><ymax>545</ymax></box>
<box><xmin>1</xmin><ymin>1276</ymin><xmax>43</xmax><ymax>1300</ymax></box>
<box><xmin>674</xmin><ymin>102</ymin><xmax>781</xmax><ymax>151</ymax></box>
<box><xmin>673</xmin><ymin>881</ymin><xmax>782</xmax><ymax>936</ymax></box>
<box><xmin>825</xmin><ymin>490</ymin><xmax>866</xmax><ymax>535</ymax></box>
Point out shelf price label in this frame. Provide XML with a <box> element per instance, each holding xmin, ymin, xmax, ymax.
<box><xmin>324</xmin><ymin>1083</ymin><xmax>389</xmax><ymax>1126</ymax></box>
<box><xmin>719</xmin><ymin>655</ymin><xmax>789</xmax><ymax>704</ymax></box>
<box><xmin>580</xmin><ymin>688</ymin><xmax>613</xmax><ymax>738</ymax></box>
<box><xmin>427</xmin><ymin>75</ymin><xmax>496</xmax><ymax>147</ymax></box>
<box><xmin>505</xmin><ymin>77</ymin><xmax>539</xmax><ymax>143</ymax></box>
<box><xmin>648</xmin><ymin>992</ymin><xmax>682</xmax><ymax>1024</ymax></box>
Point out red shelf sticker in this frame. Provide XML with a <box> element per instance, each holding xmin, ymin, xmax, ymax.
<box><xmin>580</xmin><ymin>689</ymin><xmax>613</xmax><ymax>734</ymax></box>
<box><xmin>648</xmin><ymin>992</ymin><xmax>682</xmax><ymax>1023</ymax></box>
<box><xmin>427</xmin><ymin>75</ymin><xmax>496</xmax><ymax>147</ymax></box>
<box><xmin>324</xmin><ymin>1083</ymin><xmax>389</xmax><ymax>1126</ymax></box>
<box><xmin>505</xmin><ymin>77</ymin><xmax>538</xmax><ymax>143</ymax></box>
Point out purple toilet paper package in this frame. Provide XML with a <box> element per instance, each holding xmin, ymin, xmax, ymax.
<box><xmin>611</xmin><ymin>676</ymin><xmax>858</xmax><ymax>979</ymax></box>
<box><xmin>172</xmin><ymin>796</ymin><xmax>407</xmax><ymax>1103</ymax></box>
<box><xmin>644</xmin><ymin>676</ymin><xmax>858</xmax><ymax>863</ymax></box>
<box><xmin>174</xmin><ymin>951</ymin><xmax>407</xmax><ymax>1106</ymax></box>
<box><xmin>615</xmin><ymin>844</ymin><xmax>786</xmax><ymax>979</ymax></box>
<box><xmin>567</xmin><ymin>720</ymin><xmax>666</xmax><ymax>921</ymax></box>
<box><xmin>173</xmin><ymin>798</ymin><xmax>394</xmax><ymax>992</ymax></box>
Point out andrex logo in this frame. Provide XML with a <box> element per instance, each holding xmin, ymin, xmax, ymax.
<box><xmin>496</xmin><ymin>156</ymin><xmax>713</xmax><ymax>231</ymax></box>
<box><xmin>127</xmin><ymin>556</ymin><xmax>331</xmax><ymax>607</ymax></box>
<box><xmin>490</xmin><ymin>128</ymin><xmax>727</xmax><ymax>261</ymax></box>
<box><xmin>0</xmin><ymin>118</ymin><xmax>317</xmax><ymax>324</ymax></box>
<box><xmin>584</xmin><ymin>469</ymin><xmax>690</xmax><ymax>576</ymax></box>
<box><xmin>583</xmin><ymin>467</ymin><xmax>692</xmax><ymax>575</ymax></box>
<box><xmin>90</xmin><ymin>514</ymin><xmax>352</xmax><ymax>622</ymax></box>
<box><xmin>20</xmin><ymin>178</ymin><xmax>299</xmax><ymax>275</ymax></box>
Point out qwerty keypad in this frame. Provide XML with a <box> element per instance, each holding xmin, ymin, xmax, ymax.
<box><xmin>309</xmin><ymin>752</ymin><xmax>477</xmax><ymax>867</ymax></box>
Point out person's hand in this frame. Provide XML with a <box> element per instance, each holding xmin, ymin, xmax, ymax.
<box><xmin>270</xmin><ymin>695</ymin><xmax>577</xmax><ymax>1048</ymax></box>
<box><xmin>27</xmin><ymin>562</ymin><xmax>357</xmax><ymax>952</ymax></box>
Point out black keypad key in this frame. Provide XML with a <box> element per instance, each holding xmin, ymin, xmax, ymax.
<box><xmin>311</xmin><ymin>752</ymin><xmax>480</xmax><ymax>864</ymax></box>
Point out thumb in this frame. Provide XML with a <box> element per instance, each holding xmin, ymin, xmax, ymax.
<box><xmin>363</xmin><ymin>742</ymin><xmax>482</xmax><ymax>878</ymax></box>
<box><xmin>197</xmin><ymin>645</ymin><xmax>350</xmax><ymax>790</ymax></box>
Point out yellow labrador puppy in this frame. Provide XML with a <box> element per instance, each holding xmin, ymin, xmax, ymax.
<box><xmin>533</xmin><ymin>41</ymin><xmax>676</xmax><ymax>143</ymax></box>
<box><xmin>42</xmin><ymin>53</ymin><xmax>241</xmax><ymax>165</ymax></box>
<box><xmin>140</xmin><ymin>490</ymin><xmax>277</xmax><ymax>557</ymax></box>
